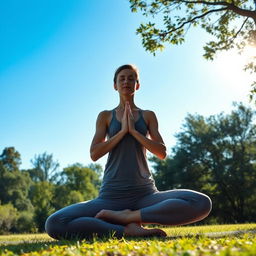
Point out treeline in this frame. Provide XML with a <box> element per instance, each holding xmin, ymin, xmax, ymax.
<box><xmin>0</xmin><ymin>149</ymin><xmax>102</xmax><ymax>234</ymax></box>
<box><xmin>151</xmin><ymin>102</ymin><xmax>256</xmax><ymax>224</ymax></box>
<box><xmin>1</xmin><ymin>102</ymin><xmax>255</xmax><ymax>234</ymax></box>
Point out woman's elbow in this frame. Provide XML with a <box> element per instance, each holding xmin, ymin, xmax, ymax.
<box><xmin>159</xmin><ymin>145</ymin><xmax>167</xmax><ymax>160</ymax></box>
<box><xmin>158</xmin><ymin>152</ymin><xmax>167</xmax><ymax>160</ymax></box>
<box><xmin>91</xmin><ymin>155</ymin><xmax>98</xmax><ymax>162</ymax></box>
<box><xmin>90</xmin><ymin>150</ymin><xmax>98</xmax><ymax>162</ymax></box>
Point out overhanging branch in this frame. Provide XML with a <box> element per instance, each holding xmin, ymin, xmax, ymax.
<box><xmin>212</xmin><ymin>17</ymin><xmax>249</xmax><ymax>51</ymax></box>
<box><xmin>182</xmin><ymin>0</ymin><xmax>256</xmax><ymax>19</ymax></box>
<box><xmin>159</xmin><ymin>7</ymin><xmax>228</xmax><ymax>38</ymax></box>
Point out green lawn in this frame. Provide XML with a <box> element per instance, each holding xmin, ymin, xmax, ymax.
<box><xmin>0</xmin><ymin>224</ymin><xmax>255</xmax><ymax>256</ymax></box>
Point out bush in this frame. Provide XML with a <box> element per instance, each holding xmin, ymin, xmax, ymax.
<box><xmin>0</xmin><ymin>203</ymin><xmax>18</xmax><ymax>234</ymax></box>
<box><xmin>15</xmin><ymin>211</ymin><xmax>37</xmax><ymax>233</ymax></box>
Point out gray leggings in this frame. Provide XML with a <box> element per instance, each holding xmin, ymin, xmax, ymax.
<box><xmin>45</xmin><ymin>189</ymin><xmax>212</xmax><ymax>240</ymax></box>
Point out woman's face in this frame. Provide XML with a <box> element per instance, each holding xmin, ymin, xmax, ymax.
<box><xmin>114</xmin><ymin>69</ymin><xmax>139</xmax><ymax>95</ymax></box>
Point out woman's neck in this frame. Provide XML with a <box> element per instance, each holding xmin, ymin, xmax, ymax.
<box><xmin>117</xmin><ymin>95</ymin><xmax>137</xmax><ymax>110</ymax></box>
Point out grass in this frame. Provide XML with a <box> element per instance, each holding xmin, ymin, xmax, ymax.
<box><xmin>0</xmin><ymin>223</ymin><xmax>255</xmax><ymax>255</ymax></box>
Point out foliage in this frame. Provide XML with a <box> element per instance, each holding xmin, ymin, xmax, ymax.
<box><xmin>151</xmin><ymin>102</ymin><xmax>256</xmax><ymax>223</ymax></box>
<box><xmin>14</xmin><ymin>211</ymin><xmax>37</xmax><ymax>233</ymax></box>
<box><xmin>129</xmin><ymin>0</ymin><xmax>256</xmax><ymax>100</ymax></box>
<box><xmin>60</xmin><ymin>163</ymin><xmax>100</xmax><ymax>199</ymax></box>
<box><xmin>0</xmin><ymin>147</ymin><xmax>21</xmax><ymax>171</ymax></box>
<box><xmin>0</xmin><ymin>204</ymin><xmax>18</xmax><ymax>234</ymax></box>
<box><xmin>0</xmin><ymin>148</ymin><xmax>102</xmax><ymax>234</ymax></box>
<box><xmin>0</xmin><ymin>224</ymin><xmax>256</xmax><ymax>256</ymax></box>
<box><xmin>29</xmin><ymin>181</ymin><xmax>55</xmax><ymax>232</ymax></box>
<box><xmin>28</xmin><ymin>152</ymin><xmax>60</xmax><ymax>183</ymax></box>
<box><xmin>0</xmin><ymin>148</ymin><xmax>33</xmax><ymax>212</ymax></box>
<box><xmin>87</xmin><ymin>163</ymin><xmax>104</xmax><ymax>180</ymax></box>
<box><xmin>52</xmin><ymin>185</ymin><xmax>84</xmax><ymax>210</ymax></box>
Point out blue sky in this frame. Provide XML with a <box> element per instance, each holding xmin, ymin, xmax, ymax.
<box><xmin>0</xmin><ymin>0</ymin><xmax>254</xmax><ymax>170</ymax></box>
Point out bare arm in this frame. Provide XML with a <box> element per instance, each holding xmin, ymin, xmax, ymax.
<box><xmin>128</xmin><ymin>108</ymin><xmax>167</xmax><ymax>160</ymax></box>
<box><xmin>90</xmin><ymin>110</ymin><xmax>128</xmax><ymax>161</ymax></box>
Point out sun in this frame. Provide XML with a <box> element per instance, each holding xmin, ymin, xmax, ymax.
<box><xmin>212</xmin><ymin>46</ymin><xmax>255</xmax><ymax>96</ymax></box>
<box><xmin>243</xmin><ymin>45</ymin><xmax>256</xmax><ymax>63</ymax></box>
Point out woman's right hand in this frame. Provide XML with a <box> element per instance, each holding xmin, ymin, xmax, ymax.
<box><xmin>121</xmin><ymin>102</ymin><xmax>129</xmax><ymax>134</ymax></box>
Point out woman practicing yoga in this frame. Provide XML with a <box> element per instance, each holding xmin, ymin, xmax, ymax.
<box><xmin>45</xmin><ymin>64</ymin><xmax>212</xmax><ymax>239</ymax></box>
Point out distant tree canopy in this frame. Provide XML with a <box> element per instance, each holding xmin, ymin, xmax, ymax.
<box><xmin>28</xmin><ymin>152</ymin><xmax>60</xmax><ymax>183</ymax></box>
<box><xmin>0</xmin><ymin>149</ymin><xmax>102</xmax><ymax>233</ymax></box>
<box><xmin>151</xmin><ymin>102</ymin><xmax>256</xmax><ymax>223</ymax></box>
<box><xmin>129</xmin><ymin>0</ymin><xmax>256</xmax><ymax>99</ymax></box>
<box><xmin>0</xmin><ymin>148</ymin><xmax>32</xmax><ymax>212</ymax></box>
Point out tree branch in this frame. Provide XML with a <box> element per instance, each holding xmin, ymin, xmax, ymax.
<box><xmin>224</xmin><ymin>17</ymin><xmax>249</xmax><ymax>47</ymax></box>
<box><xmin>213</xmin><ymin>17</ymin><xmax>249</xmax><ymax>51</ymax></box>
<box><xmin>182</xmin><ymin>0</ymin><xmax>231</xmax><ymax>7</ymax></box>
<box><xmin>227</xmin><ymin>3</ymin><xmax>256</xmax><ymax>18</ymax></box>
<box><xmin>182</xmin><ymin>0</ymin><xmax>256</xmax><ymax>19</ymax></box>
<box><xmin>159</xmin><ymin>7</ymin><xmax>228</xmax><ymax>37</ymax></box>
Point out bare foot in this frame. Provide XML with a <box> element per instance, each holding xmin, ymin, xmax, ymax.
<box><xmin>124</xmin><ymin>223</ymin><xmax>167</xmax><ymax>237</ymax></box>
<box><xmin>95</xmin><ymin>209</ymin><xmax>135</xmax><ymax>225</ymax></box>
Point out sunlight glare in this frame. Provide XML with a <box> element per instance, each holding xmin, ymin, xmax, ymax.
<box><xmin>243</xmin><ymin>45</ymin><xmax>256</xmax><ymax>62</ymax></box>
<box><xmin>212</xmin><ymin>47</ymin><xmax>254</xmax><ymax>99</ymax></box>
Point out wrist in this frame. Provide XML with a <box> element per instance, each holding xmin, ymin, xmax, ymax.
<box><xmin>129</xmin><ymin>128</ymin><xmax>137</xmax><ymax>136</ymax></box>
<box><xmin>119</xmin><ymin>129</ymin><xmax>127</xmax><ymax>137</ymax></box>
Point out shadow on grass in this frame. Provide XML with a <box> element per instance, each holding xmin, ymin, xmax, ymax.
<box><xmin>0</xmin><ymin>240</ymin><xmax>72</xmax><ymax>255</ymax></box>
<box><xmin>1</xmin><ymin>229</ymin><xmax>256</xmax><ymax>255</ymax></box>
<box><xmin>0</xmin><ymin>236</ymin><xmax>177</xmax><ymax>255</ymax></box>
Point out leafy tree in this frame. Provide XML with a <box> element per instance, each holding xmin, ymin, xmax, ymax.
<box><xmin>61</xmin><ymin>163</ymin><xmax>100</xmax><ymax>199</ymax></box>
<box><xmin>129</xmin><ymin>0</ymin><xmax>256</xmax><ymax>99</ymax></box>
<box><xmin>151</xmin><ymin>102</ymin><xmax>256</xmax><ymax>223</ymax></box>
<box><xmin>0</xmin><ymin>147</ymin><xmax>33</xmax><ymax>211</ymax></box>
<box><xmin>28</xmin><ymin>152</ymin><xmax>60</xmax><ymax>183</ymax></box>
<box><xmin>52</xmin><ymin>163</ymin><xmax>101</xmax><ymax>210</ymax></box>
<box><xmin>0</xmin><ymin>147</ymin><xmax>21</xmax><ymax>171</ymax></box>
<box><xmin>87</xmin><ymin>163</ymin><xmax>104</xmax><ymax>181</ymax></box>
<box><xmin>29</xmin><ymin>181</ymin><xmax>54</xmax><ymax>232</ymax></box>
<box><xmin>0</xmin><ymin>203</ymin><xmax>18</xmax><ymax>234</ymax></box>
<box><xmin>14</xmin><ymin>211</ymin><xmax>36</xmax><ymax>233</ymax></box>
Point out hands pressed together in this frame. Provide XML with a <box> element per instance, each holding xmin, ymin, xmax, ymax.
<box><xmin>90</xmin><ymin>100</ymin><xmax>166</xmax><ymax>161</ymax></box>
<box><xmin>121</xmin><ymin>101</ymin><xmax>136</xmax><ymax>135</ymax></box>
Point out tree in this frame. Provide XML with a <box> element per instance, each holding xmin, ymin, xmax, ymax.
<box><xmin>0</xmin><ymin>147</ymin><xmax>33</xmax><ymax>211</ymax></box>
<box><xmin>61</xmin><ymin>163</ymin><xmax>100</xmax><ymax>199</ymax></box>
<box><xmin>129</xmin><ymin>0</ymin><xmax>256</xmax><ymax>99</ymax></box>
<box><xmin>28</xmin><ymin>152</ymin><xmax>60</xmax><ymax>183</ymax></box>
<box><xmin>150</xmin><ymin>102</ymin><xmax>256</xmax><ymax>223</ymax></box>
<box><xmin>29</xmin><ymin>181</ymin><xmax>54</xmax><ymax>232</ymax></box>
<box><xmin>52</xmin><ymin>163</ymin><xmax>101</xmax><ymax>210</ymax></box>
<box><xmin>87</xmin><ymin>163</ymin><xmax>104</xmax><ymax>181</ymax></box>
<box><xmin>0</xmin><ymin>147</ymin><xmax>21</xmax><ymax>171</ymax></box>
<box><xmin>0</xmin><ymin>204</ymin><xmax>18</xmax><ymax>234</ymax></box>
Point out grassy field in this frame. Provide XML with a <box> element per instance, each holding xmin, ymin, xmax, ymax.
<box><xmin>0</xmin><ymin>224</ymin><xmax>255</xmax><ymax>255</ymax></box>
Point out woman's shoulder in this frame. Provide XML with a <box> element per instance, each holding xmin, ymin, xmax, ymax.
<box><xmin>141</xmin><ymin>109</ymin><xmax>157</xmax><ymax>118</ymax></box>
<box><xmin>97</xmin><ymin>109</ymin><xmax>112</xmax><ymax>116</ymax></box>
<box><xmin>140</xmin><ymin>109</ymin><xmax>158</xmax><ymax>126</ymax></box>
<box><xmin>96</xmin><ymin>110</ymin><xmax>113</xmax><ymax>125</ymax></box>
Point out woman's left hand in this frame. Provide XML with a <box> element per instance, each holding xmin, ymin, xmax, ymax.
<box><xmin>126</xmin><ymin>102</ymin><xmax>136</xmax><ymax>134</ymax></box>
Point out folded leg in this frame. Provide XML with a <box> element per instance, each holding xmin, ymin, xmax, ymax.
<box><xmin>135</xmin><ymin>189</ymin><xmax>212</xmax><ymax>225</ymax></box>
<box><xmin>45</xmin><ymin>198</ymin><xmax>125</xmax><ymax>240</ymax></box>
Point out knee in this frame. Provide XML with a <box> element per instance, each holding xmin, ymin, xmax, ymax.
<box><xmin>45</xmin><ymin>213</ymin><xmax>64</xmax><ymax>240</ymax></box>
<box><xmin>197</xmin><ymin>193</ymin><xmax>212</xmax><ymax>218</ymax></box>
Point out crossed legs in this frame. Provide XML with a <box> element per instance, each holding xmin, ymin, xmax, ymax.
<box><xmin>45</xmin><ymin>189</ymin><xmax>212</xmax><ymax>240</ymax></box>
<box><xmin>95</xmin><ymin>189</ymin><xmax>212</xmax><ymax>232</ymax></box>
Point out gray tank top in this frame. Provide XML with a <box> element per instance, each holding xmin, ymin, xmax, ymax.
<box><xmin>99</xmin><ymin>109</ymin><xmax>158</xmax><ymax>199</ymax></box>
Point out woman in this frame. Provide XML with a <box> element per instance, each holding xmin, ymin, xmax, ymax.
<box><xmin>45</xmin><ymin>64</ymin><xmax>212</xmax><ymax>239</ymax></box>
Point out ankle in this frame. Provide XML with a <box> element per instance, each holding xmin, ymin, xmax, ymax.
<box><xmin>129</xmin><ymin>210</ymin><xmax>141</xmax><ymax>223</ymax></box>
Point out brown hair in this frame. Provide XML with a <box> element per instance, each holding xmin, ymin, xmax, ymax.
<box><xmin>113</xmin><ymin>64</ymin><xmax>139</xmax><ymax>84</ymax></box>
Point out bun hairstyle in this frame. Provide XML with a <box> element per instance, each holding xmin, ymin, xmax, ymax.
<box><xmin>113</xmin><ymin>64</ymin><xmax>139</xmax><ymax>84</ymax></box>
